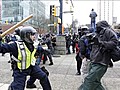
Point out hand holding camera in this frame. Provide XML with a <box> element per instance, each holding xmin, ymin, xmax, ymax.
<box><xmin>86</xmin><ymin>33</ymin><xmax>102</xmax><ymax>45</ymax></box>
<box><xmin>92</xmin><ymin>36</ymin><xmax>100</xmax><ymax>45</ymax></box>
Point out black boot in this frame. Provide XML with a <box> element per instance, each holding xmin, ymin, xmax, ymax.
<box><xmin>75</xmin><ymin>72</ymin><xmax>81</xmax><ymax>75</ymax></box>
<box><xmin>49</xmin><ymin>62</ymin><xmax>53</xmax><ymax>65</ymax></box>
<box><xmin>26</xmin><ymin>83</ymin><xmax>36</xmax><ymax>88</ymax></box>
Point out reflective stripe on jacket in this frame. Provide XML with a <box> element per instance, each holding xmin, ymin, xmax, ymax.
<box><xmin>16</xmin><ymin>41</ymin><xmax>36</xmax><ymax>70</ymax></box>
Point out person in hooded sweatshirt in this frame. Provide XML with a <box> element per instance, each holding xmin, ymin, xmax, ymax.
<box><xmin>78</xmin><ymin>20</ymin><xmax>118</xmax><ymax>90</ymax></box>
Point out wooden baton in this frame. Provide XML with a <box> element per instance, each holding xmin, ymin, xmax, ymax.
<box><xmin>0</xmin><ymin>14</ymin><xmax>33</xmax><ymax>37</ymax></box>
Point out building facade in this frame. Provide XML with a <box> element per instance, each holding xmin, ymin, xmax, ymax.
<box><xmin>2</xmin><ymin>0</ymin><xmax>46</xmax><ymax>30</ymax></box>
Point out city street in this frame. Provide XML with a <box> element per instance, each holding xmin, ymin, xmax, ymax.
<box><xmin>0</xmin><ymin>53</ymin><xmax>120</xmax><ymax>90</ymax></box>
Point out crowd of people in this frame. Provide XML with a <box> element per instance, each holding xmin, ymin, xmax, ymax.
<box><xmin>64</xmin><ymin>20</ymin><xmax>120</xmax><ymax>90</ymax></box>
<box><xmin>0</xmin><ymin>8</ymin><xmax>120</xmax><ymax>90</ymax></box>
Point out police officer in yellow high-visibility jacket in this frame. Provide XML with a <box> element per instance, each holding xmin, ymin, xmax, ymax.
<box><xmin>0</xmin><ymin>26</ymin><xmax>52</xmax><ymax>90</ymax></box>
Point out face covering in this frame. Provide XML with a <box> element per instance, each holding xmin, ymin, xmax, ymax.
<box><xmin>96</xmin><ymin>26</ymin><xmax>102</xmax><ymax>33</ymax></box>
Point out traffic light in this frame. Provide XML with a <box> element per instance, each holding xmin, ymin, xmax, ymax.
<box><xmin>5</xmin><ymin>20</ymin><xmax>8</xmax><ymax>24</ymax></box>
<box><xmin>57</xmin><ymin>17</ymin><xmax>61</xmax><ymax>24</ymax></box>
<box><xmin>52</xmin><ymin>5</ymin><xmax>56</xmax><ymax>16</ymax></box>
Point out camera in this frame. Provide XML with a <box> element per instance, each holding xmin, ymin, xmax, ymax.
<box><xmin>86</xmin><ymin>33</ymin><xmax>96</xmax><ymax>40</ymax></box>
<box><xmin>85</xmin><ymin>33</ymin><xmax>98</xmax><ymax>45</ymax></box>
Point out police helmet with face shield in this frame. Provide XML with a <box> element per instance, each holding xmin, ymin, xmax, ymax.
<box><xmin>20</xmin><ymin>26</ymin><xmax>37</xmax><ymax>43</ymax></box>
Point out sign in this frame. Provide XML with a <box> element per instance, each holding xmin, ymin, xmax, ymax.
<box><xmin>48</xmin><ymin>24</ymin><xmax>54</xmax><ymax>27</ymax></box>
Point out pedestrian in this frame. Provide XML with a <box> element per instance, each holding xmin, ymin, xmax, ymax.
<box><xmin>35</xmin><ymin>43</ymin><xmax>42</xmax><ymax>65</ymax></box>
<box><xmin>78</xmin><ymin>26</ymin><xmax>91</xmax><ymax>79</ymax></box>
<box><xmin>75</xmin><ymin>40</ymin><xmax>82</xmax><ymax>75</ymax></box>
<box><xmin>0</xmin><ymin>26</ymin><xmax>52</xmax><ymax>90</ymax></box>
<box><xmin>72</xmin><ymin>33</ymin><xmax>78</xmax><ymax>53</ymax></box>
<box><xmin>78</xmin><ymin>20</ymin><xmax>118</xmax><ymax>90</ymax></box>
<box><xmin>51</xmin><ymin>34</ymin><xmax>56</xmax><ymax>54</ymax></box>
<box><xmin>75</xmin><ymin>26</ymin><xmax>89</xmax><ymax>76</ymax></box>
<box><xmin>65</xmin><ymin>33</ymin><xmax>72</xmax><ymax>54</ymax></box>
<box><xmin>43</xmin><ymin>34</ymin><xmax>54</xmax><ymax>65</ymax></box>
<box><xmin>89</xmin><ymin>8</ymin><xmax>97</xmax><ymax>31</ymax></box>
<box><xmin>79</xmin><ymin>34</ymin><xmax>92</xmax><ymax>82</ymax></box>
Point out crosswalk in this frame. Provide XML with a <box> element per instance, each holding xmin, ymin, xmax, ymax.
<box><xmin>0</xmin><ymin>83</ymin><xmax>42</xmax><ymax>90</ymax></box>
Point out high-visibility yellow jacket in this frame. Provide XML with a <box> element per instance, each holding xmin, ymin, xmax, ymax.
<box><xmin>16</xmin><ymin>41</ymin><xmax>36</xmax><ymax>70</ymax></box>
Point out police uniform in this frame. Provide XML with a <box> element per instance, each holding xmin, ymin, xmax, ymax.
<box><xmin>0</xmin><ymin>26</ymin><xmax>51</xmax><ymax>90</ymax></box>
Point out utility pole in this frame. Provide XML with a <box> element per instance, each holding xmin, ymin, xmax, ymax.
<box><xmin>59</xmin><ymin>0</ymin><xmax>63</xmax><ymax>35</ymax></box>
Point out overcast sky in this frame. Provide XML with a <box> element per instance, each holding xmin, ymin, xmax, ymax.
<box><xmin>42</xmin><ymin>0</ymin><xmax>120</xmax><ymax>27</ymax></box>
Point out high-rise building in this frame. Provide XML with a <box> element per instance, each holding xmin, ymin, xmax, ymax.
<box><xmin>2</xmin><ymin>0</ymin><xmax>23</xmax><ymax>23</ymax></box>
<box><xmin>2</xmin><ymin>0</ymin><xmax>46</xmax><ymax>29</ymax></box>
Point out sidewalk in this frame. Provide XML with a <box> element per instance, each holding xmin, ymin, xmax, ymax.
<box><xmin>0</xmin><ymin>53</ymin><xmax>120</xmax><ymax>90</ymax></box>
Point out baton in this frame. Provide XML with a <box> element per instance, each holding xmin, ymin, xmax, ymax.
<box><xmin>0</xmin><ymin>14</ymin><xmax>33</xmax><ymax>37</ymax></box>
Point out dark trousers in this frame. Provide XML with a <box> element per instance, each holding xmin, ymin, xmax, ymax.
<box><xmin>77</xmin><ymin>60</ymin><xmax>82</xmax><ymax>74</ymax></box>
<box><xmin>91</xmin><ymin>21</ymin><xmax>96</xmax><ymax>32</ymax></box>
<box><xmin>79</xmin><ymin>63</ymin><xmax>108</xmax><ymax>90</ymax></box>
<box><xmin>9</xmin><ymin>65</ymin><xmax>51</xmax><ymax>90</ymax></box>
<box><xmin>43</xmin><ymin>50</ymin><xmax>53</xmax><ymax>64</ymax></box>
<box><xmin>72</xmin><ymin>43</ymin><xmax>76</xmax><ymax>53</ymax></box>
<box><xmin>66</xmin><ymin>46</ymin><xmax>71</xmax><ymax>54</ymax></box>
<box><xmin>76</xmin><ymin>53</ymin><xmax>82</xmax><ymax>74</ymax></box>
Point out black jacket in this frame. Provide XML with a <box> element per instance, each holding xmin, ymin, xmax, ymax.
<box><xmin>90</xmin><ymin>21</ymin><xmax>118</xmax><ymax>65</ymax></box>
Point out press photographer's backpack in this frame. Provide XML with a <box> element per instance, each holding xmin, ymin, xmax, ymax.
<box><xmin>110</xmin><ymin>29</ymin><xmax>120</xmax><ymax>62</ymax></box>
<box><xmin>111</xmin><ymin>46</ymin><xmax>120</xmax><ymax>62</ymax></box>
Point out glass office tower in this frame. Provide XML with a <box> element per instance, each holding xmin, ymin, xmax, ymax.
<box><xmin>2</xmin><ymin>0</ymin><xmax>46</xmax><ymax>29</ymax></box>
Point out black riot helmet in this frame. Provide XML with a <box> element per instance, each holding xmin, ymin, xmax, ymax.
<box><xmin>20</xmin><ymin>26</ymin><xmax>37</xmax><ymax>43</ymax></box>
<box><xmin>15</xmin><ymin>26</ymin><xmax>23</xmax><ymax>36</ymax></box>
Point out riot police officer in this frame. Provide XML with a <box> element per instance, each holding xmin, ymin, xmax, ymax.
<box><xmin>0</xmin><ymin>26</ymin><xmax>52</xmax><ymax>90</ymax></box>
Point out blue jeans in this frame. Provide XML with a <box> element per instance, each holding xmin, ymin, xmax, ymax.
<box><xmin>36</xmin><ymin>57</ymin><xmax>41</xmax><ymax>65</ymax></box>
<box><xmin>91</xmin><ymin>21</ymin><xmax>96</xmax><ymax>32</ymax></box>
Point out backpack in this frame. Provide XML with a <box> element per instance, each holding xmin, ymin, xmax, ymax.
<box><xmin>110</xmin><ymin>46</ymin><xmax>120</xmax><ymax>62</ymax></box>
<box><xmin>100</xmin><ymin>28</ymin><xmax>120</xmax><ymax>62</ymax></box>
<box><xmin>80</xmin><ymin>36</ymin><xmax>91</xmax><ymax>59</ymax></box>
<box><xmin>84</xmin><ymin>38</ymin><xmax>91</xmax><ymax>56</ymax></box>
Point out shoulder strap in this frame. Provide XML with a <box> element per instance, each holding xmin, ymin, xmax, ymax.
<box><xmin>10</xmin><ymin>41</ymin><xmax>25</xmax><ymax>63</ymax></box>
<box><xmin>17</xmin><ymin>41</ymin><xmax>27</xmax><ymax>69</ymax></box>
